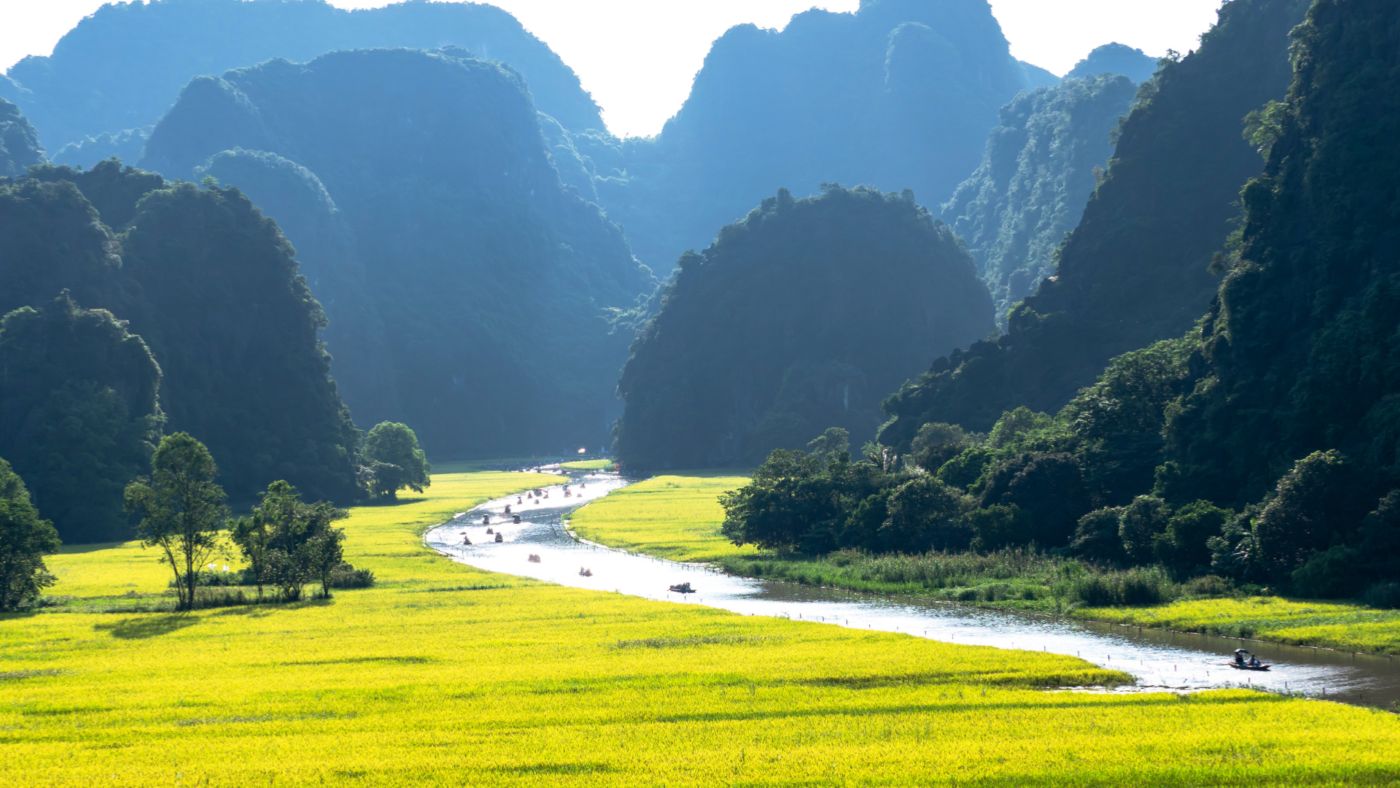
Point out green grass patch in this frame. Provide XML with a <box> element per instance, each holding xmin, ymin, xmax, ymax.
<box><xmin>559</xmin><ymin>458</ymin><xmax>615</xmax><ymax>471</ymax></box>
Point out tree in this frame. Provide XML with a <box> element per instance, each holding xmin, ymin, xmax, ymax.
<box><xmin>1072</xmin><ymin>507</ymin><xmax>1127</xmax><ymax>564</ymax></box>
<box><xmin>230</xmin><ymin>516</ymin><xmax>269</xmax><ymax>600</ymax></box>
<box><xmin>880</xmin><ymin>476</ymin><xmax>971</xmax><ymax>552</ymax></box>
<box><xmin>124</xmin><ymin>433</ymin><xmax>227</xmax><ymax>611</ymax></box>
<box><xmin>0</xmin><ymin>458</ymin><xmax>61</xmax><ymax>612</ymax></box>
<box><xmin>240</xmin><ymin>480</ymin><xmax>348</xmax><ymax>601</ymax></box>
<box><xmin>1118</xmin><ymin>495</ymin><xmax>1170</xmax><ymax>564</ymax></box>
<box><xmin>1249</xmin><ymin>451</ymin><xmax>1360</xmax><ymax>581</ymax></box>
<box><xmin>361</xmin><ymin>422</ymin><xmax>430</xmax><ymax>500</ymax></box>
<box><xmin>909</xmin><ymin>422</ymin><xmax>975</xmax><ymax>474</ymax></box>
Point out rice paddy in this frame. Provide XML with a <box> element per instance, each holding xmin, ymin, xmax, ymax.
<box><xmin>567</xmin><ymin>474</ymin><xmax>753</xmax><ymax>561</ymax></box>
<box><xmin>3</xmin><ymin>469</ymin><xmax>1400</xmax><ymax>784</ymax></box>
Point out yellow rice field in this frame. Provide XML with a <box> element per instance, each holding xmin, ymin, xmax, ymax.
<box><xmin>568</xmin><ymin>474</ymin><xmax>753</xmax><ymax>561</ymax></box>
<box><xmin>3</xmin><ymin>470</ymin><xmax>1400</xmax><ymax>784</ymax></box>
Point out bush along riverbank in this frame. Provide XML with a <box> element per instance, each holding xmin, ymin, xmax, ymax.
<box><xmin>571</xmin><ymin>473</ymin><xmax>1400</xmax><ymax>656</ymax></box>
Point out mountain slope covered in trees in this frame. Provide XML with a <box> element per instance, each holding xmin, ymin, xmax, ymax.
<box><xmin>3</xmin><ymin>0</ymin><xmax>603</xmax><ymax>155</ymax></box>
<box><xmin>616</xmin><ymin>187</ymin><xmax>994</xmax><ymax>470</ymax></box>
<box><xmin>942</xmin><ymin>74</ymin><xmax>1140</xmax><ymax>321</ymax></box>
<box><xmin>882</xmin><ymin>0</ymin><xmax>1310</xmax><ymax>443</ymax></box>
<box><xmin>0</xmin><ymin>294</ymin><xmax>162</xmax><ymax>544</ymax></box>
<box><xmin>0</xmin><ymin>163</ymin><xmax>360</xmax><ymax>539</ymax></box>
<box><xmin>142</xmin><ymin>49</ymin><xmax>654</xmax><ymax>458</ymax></box>
<box><xmin>0</xmin><ymin>98</ymin><xmax>43</xmax><ymax>177</ymax></box>
<box><xmin>730</xmin><ymin>0</ymin><xmax>1400</xmax><ymax>603</ymax></box>
<box><xmin>586</xmin><ymin>0</ymin><xmax>1045</xmax><ymax>273</ymax></box>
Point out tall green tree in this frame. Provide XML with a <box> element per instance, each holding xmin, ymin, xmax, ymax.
<box><xmin>0</xmin><ymin>458</ymin><xmax>60</xmax><ymax>612</ymax></box>
<box><xmin>124</xmin><ymin>433</ymin><xmax>227</xmax><ymax>611</ymax></box>
<box><xmin>361</xmin><ymin>422</ymin><xmax>431</xmax><ymax>500</ymax></box>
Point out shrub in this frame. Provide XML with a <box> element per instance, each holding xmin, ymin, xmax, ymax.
<box><xmin>1362</xmin><ymin>581</ymin><xmax>1400</xmax><ymax>609</ymax></box>
<box><xmin>327</xmin><ymin>563</ymin><xmax>375</xmax><ymax>589</ymax></box>
<box><xmin>1179</xmin><ymin>574</ymin><xmax>1234</xmax><ymax>598</ymax></box>
<box><xmin>1071</xmin><ymin>567</ymin><xmax>1175</xmax><ymax>607</ymax></box>
<box><xmin>1289</xmin><ymin>545</ymin><xmax>1365</xmax><ymax>598</ymax></box>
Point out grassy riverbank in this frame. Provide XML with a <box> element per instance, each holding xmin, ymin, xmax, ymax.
<box><xmin>572</xmin><ymin>474</ymin><xmax>1400</xmax><ymax>656</ymax></box>
<box><xmin>5</xmin><ymin>469</ymin><xmax>1400</xmax><ymax>783</ymax></box>
<box><xmin>559</xmin><ymin>458</ymin><xmax>615</xmax><ymax>471</ymax></box>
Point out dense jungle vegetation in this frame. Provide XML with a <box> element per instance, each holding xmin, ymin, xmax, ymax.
<box><xmin>615</xmin><ymin>186</ymin><xmax>993</xmax><ymax>470</ymax></box>
<box><xmin>882</xmin><ymin>0</ymin><xmax>1310</xmax><ymax>441</ymax></box>
<box><xmin>0</xmin><ymin>163</ymin><xmax>360</xmax><ymax>541</ymax></box>
<box><xmin>723</xmin><ymin>0</ymin><xmax>1400</xmax><ymax>607</ymax></box>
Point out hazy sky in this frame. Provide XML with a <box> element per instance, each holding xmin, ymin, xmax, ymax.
<box><xmin>0</xmin><ymin>0</ymin><xmax>1225</xmax><ymax>138</ymax></box>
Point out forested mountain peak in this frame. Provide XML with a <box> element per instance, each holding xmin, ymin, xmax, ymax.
<box><xmin>942</xmin><ymin>73</ymin><xmax>1140</xmax><ymax>322</ymax></box>
<box><xmin>588</xmin><ymin>0</ymin><xmax>1038</xmax><ymax>274</ymax></box>
<box><xmin>3</xmin><ymin>0</ymin><xmax>602</xmax><ymax>153</ymax></box>
<box><xmin>142</xmin><ymin>47</ymin><xmax>654</xmax><ymax>458</ymax></box>
<box><xmin>615</xmin><ymin>186</ymin><xmax>994</xmax><ymax>470</ymax></box>
<box><xmin>0</xmin><ymin>98</ymin><xmax>44</xmax><ymax>178</ymax></box>
<box><xmin>882</xmin><ymin>0</ymin><xmax>1310</xmax><ymax>445</ymax></box>
<box><xmin>1067</xmin><ymin>43</ymin><xmax>1159</xmax><ymax>82</ymax></box>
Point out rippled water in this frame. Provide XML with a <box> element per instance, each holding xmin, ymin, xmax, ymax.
<box><xmin>426</xmin><ymin>471</ymin><xmax>1400</xmax><ymax>709</ymax></box>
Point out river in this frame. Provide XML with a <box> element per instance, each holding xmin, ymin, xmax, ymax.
<box><xmin>424</xmin><ymin>470</ymin><xmax>1400</xmax><ymax>709</ymax></box>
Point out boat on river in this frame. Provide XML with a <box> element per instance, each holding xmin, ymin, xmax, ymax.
<box><xmin>1230</xmin><ymin>648</ymin><xmax>1272</xmax><ymax>671</ymax></box>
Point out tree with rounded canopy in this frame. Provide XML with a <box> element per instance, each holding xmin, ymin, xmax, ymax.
<box><xmin>361</xmin><ymin>422</ymin><xmax>431</xmax><ymax>500</ymax></box>
<box><xmin>124</xmin><ymin>433</ymin><xmax>227</xmax><ymax>611</ymax></box>
<box><xmin>0</xmin><ymin>457</ymin><xmax>60</xmax><ymax>612</ymax></box>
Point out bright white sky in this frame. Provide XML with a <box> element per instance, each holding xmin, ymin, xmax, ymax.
<box><xmin>0</xmin><ymin>0</ymin><xmax>1225</xmax><ymax>137</ymax></box>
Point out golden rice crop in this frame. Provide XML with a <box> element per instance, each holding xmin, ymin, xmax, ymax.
<box><xmin>568</xmin><ymin>473</ymin><xmax>752</xmax><ymax>562</ymax></box>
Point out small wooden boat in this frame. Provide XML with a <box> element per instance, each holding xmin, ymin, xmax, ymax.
<box><xmin>668</xmin><ymin>582</ymin><xmax>695</xmax><ymax>594</ymax></box>
<box><xmin>1230</xmin><ymin>649</ymin><xmax>1271</xmax><ymax>670</ymax></box>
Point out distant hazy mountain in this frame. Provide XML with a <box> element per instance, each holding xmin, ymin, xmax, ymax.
<box><xmin>1067</xmin><ymin>43</ymin><xmax>1159</xmax><ymax>83</ymax></box>
<box><xmin>0</xmin><ymin>99</ymin><xmax>44</xmax><ymax>177</ymax></box>
<box><xmin>942</xmin><ymin>75</ymin><xmax>1139</xmax><ymax>322</ymax></box>
<box><xmin>4</xmin><ymin>0</ymin><xmax>603</xmax><ymax>152</ymax></box>
<box><xmin>882</xmin><ymin>0</ymin><xmax>1310</xmax><ymax>444</ymax></box>
<box><xmin>585</xmin><ymin>0</ymin><xmax>1045</xmax><ymax>274</ymax></box>
<box><xmin>142</xmin><ymin>49</ymin><xmax>654</xmax><ymax>458</ymax></box>
<box><xmin>616</xmin><ymin>186</ymin><xmax>994</xmax><ymax>471</ymax></box>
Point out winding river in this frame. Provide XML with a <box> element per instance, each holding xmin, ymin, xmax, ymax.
<box><xmin>425</xmin><ymin>470</ymin><xmax>1400</xmax><ymax>709</ymax></box>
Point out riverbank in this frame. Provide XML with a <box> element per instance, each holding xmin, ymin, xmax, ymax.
<box><xmin>570</xmin><ymin>474</ymin><xmax>1400</xmax><ymax>656</ymax></box>
<box><xmin>8</xmin><ymin>468</ymin><xmax>1400</xmax><ymax>783</ymax></box>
